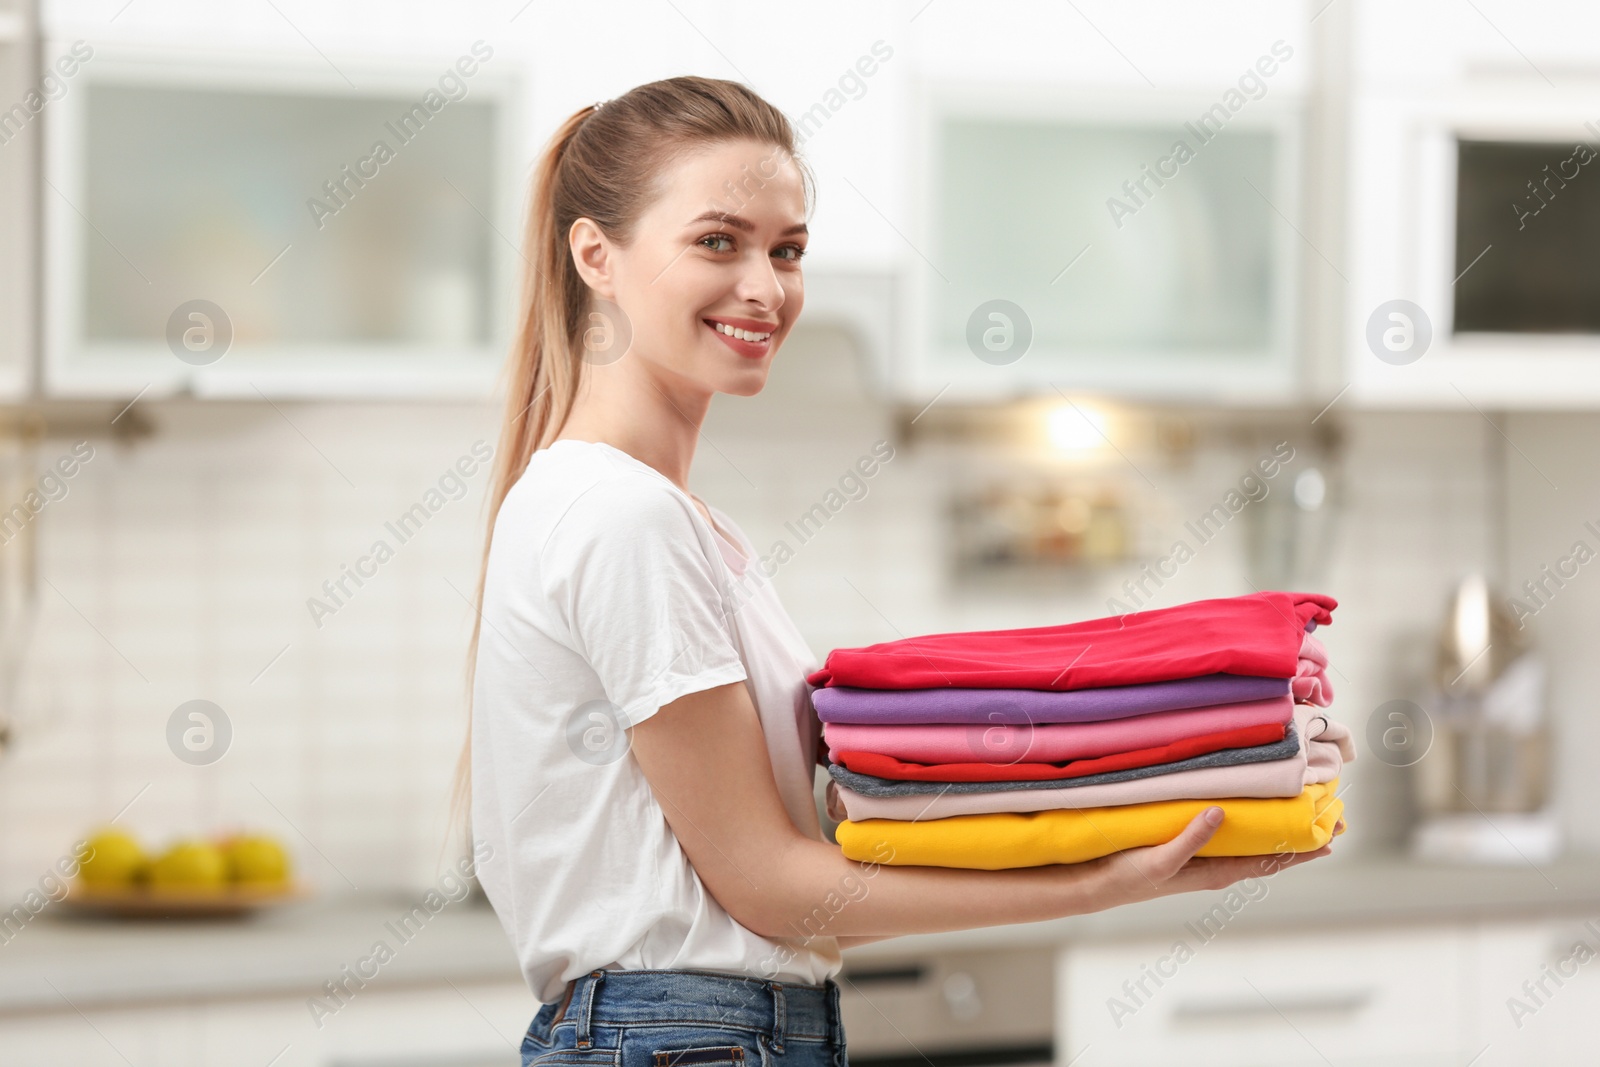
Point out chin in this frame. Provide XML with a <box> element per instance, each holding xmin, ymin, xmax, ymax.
<box><xmin>719</xmin><ymin>368</ymin><xmax>771</xmax><ymax>397</ymax></box>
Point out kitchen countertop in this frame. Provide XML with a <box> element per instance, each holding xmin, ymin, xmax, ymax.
<box><xmin>843</xmin><ymin>851</ymin><xmax>1600</xmax><ymax>959</ymax></box>
<box><xmin>8</xmin><ymin>854</ymin><xmax>1600</xmax><ymax>1015</ymax></box>
<box><xmin>1</xmin><ymin>893</ymin><xmax>524</xmax><ymax>1018</ymax></box>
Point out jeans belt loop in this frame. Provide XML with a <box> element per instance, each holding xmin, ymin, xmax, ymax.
<box><xmin>577</xmin><ymin>969</ymin><xmax>605</xmax><ymax>1049</ymax></box>
<box><xmin>826</xmin><ymin>979</ymin><xmax>844</xmax><ymax>1047</ymax></box>
<box><xmin>767</xmin><ymin>981</ymin><xmax>786</xmax><ymax>1054</ymax></box>
<box><xmin>553</xmin><ymin>979</ymin><xmax>577</xmax><ymax>1025</ymax></box>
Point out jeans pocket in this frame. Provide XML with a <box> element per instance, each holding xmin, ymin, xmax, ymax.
<box><xmin>651</xmin><ymin>1044</ymin><xmax>751</xmax><ymax>1067</ymax></box>
<box><xmin>525</xmin><ymin>1048</ymin><xmax>623</xmax><ymax>1067</ymax></box>
<box><xmin>523</xmin><ymin>1002</ymin><xmax>562</xmax><ymax>1053</ymax></box>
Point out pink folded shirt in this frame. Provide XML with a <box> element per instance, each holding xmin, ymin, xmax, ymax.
<box><xmin>1295</xmin><ymin>632</ymin><xmax>1333</xmax><ymax>704</ymax></box>
<box><xmin>823</xmin><ymin>695</ymin><xmax>1295</xmax><ymax>766</ymax></box>
<box><xmin>827</xmin><ymin>706</ymin><xmax>1355</xmax><ymax>822</ymax></box>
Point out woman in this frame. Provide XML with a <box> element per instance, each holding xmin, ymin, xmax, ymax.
<box><xmin>463</xmin><ymin>76</ymin><xmax>1331</xmax><ymax>1067</ymax></box>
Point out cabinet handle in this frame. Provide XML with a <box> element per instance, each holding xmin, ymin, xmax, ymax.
<box><xmin>839</xmin><ymin>964</ymin><xmax>928</xmax><ymax>988</ymax></box>
<box><xmin>1169</xmin><ymin>990</ymin><xmax>1372</xmax><ymax>1026</ymax></box>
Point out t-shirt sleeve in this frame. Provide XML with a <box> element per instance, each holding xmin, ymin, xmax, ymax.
<box><xmin>540</xmin><ymin>476</ymin><xmax>749</xmax><ymax>729</ymax></box>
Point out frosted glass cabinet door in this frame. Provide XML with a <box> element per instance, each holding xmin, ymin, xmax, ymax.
<box><xmin>916</xmin><ymin>106</ymin><xmax>1298</xmax><ymax>402</ymax></box>
<box><xmin>46</xmin><ymin>55</ymin><xmax>515</xmax><ymax>398</ymax></box>
<box><xmin>0</xmin><ymin>25</ymin><xmax>36</xmax><ymax>400</ymax></box>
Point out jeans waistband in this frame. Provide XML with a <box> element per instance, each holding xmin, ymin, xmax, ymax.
<box><xmin>557</xmin><ymin>969</ymin><xmax>845</xmax><ymax>1053</ymax></box>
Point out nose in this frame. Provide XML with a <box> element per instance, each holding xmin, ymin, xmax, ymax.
<box><xmin>734</xmin><ymin>251</ymin><xmax>788</xmax><ymax>316</ymax></box>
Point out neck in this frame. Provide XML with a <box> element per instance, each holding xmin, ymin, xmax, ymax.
<box><xmin>555</xmin><ymin>360</ymin><xmax>710</xmax><ymax>491</ymax></box>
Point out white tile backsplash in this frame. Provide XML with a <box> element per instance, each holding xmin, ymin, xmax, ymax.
<box><xmin>0</xmin><ymin>399</ymin><xmax>497</xmax><ymax>898</ymax></box>
<box><xmin>0</xmin><ymin>326</ymin><xmax>1588</xmax><ymax>898</ymax></box>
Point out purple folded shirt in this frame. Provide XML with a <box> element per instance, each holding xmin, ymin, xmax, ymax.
<box><xmin>810</xmin><ymin>673</ymin><xmax>1290</xmax><ymax>725</ymax></box>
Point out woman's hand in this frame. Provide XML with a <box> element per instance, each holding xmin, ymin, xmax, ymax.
<box><xmin>1077</xmin><ymin>806</ymin><xmax>1335</xmax><ymax>909</ymax></box>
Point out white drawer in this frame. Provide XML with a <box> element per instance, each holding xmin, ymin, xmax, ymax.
<box><xmin>1058</xmin><ymin>925</ymin><xmax>1469</xmax><ymax>1067</ymax></box>
<box><xmin>1464</xmin><ymin>919</ymin><xmax>1600</xmax><ymax>1067</ymax></box>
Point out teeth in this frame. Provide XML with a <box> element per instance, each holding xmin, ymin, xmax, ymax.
<box><xmin>711</xmin><ymin>321</ymin><xmax>771</xmax><ymax>343</ymax></box>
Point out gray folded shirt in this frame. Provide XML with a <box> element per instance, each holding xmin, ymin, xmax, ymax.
<box><xmin>827</xmin><ymin>722</ymin><xmax>1302</xmax><ymax>798</ymax></box>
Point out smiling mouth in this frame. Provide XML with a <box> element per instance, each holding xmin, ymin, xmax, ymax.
<box><xmin>703</xmin><ymin>318</ymin><xmax>775</xmax><ymax>358</ymax></box>
<box><xmin>704</xmin><ymin>319</ymin><xmax>774</xmax><ymax>343</ymax></box>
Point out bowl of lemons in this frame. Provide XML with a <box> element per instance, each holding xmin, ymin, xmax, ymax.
<box><xmin>66</xmin><ymin>827</ymin><xmax>305</xmax><ymax>918</ymax></box>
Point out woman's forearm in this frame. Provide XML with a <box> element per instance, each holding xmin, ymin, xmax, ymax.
<box><xmin>834</xmin><ymin>934</ymin><xmax>896</xmax><ymax>949</ymax></box>
<box><xmin>748</xmin><ymin>836</ymin><xmax>1103</xmax><ymax>942</ymax></box>
<box><xmin>745</xmin><ymin>811</ymin><xmax>1327</xmax><ymax>945</ymax></box>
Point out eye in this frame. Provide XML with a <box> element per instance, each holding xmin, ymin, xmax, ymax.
<box><xmin>699</xmin><ymin>233</ymin><xmax>735</xmax><ymax>253</ymax></box>
<box><xmin>773</xmin><ymin>244</ymin><xmax>807</xmax><ymax>263</ymax></box>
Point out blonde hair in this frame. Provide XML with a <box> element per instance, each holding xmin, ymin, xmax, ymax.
<box><xmin>452</xmin><ymin>76</ymin><xmax>813</xmax><ymax>845</ymax></box>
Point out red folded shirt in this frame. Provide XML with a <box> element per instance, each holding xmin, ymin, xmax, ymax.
<box><xmin>807</xmin><ymin>591</ymin><xmax>1336</xmax><ymax>691</ymax></box>
<box><xmin>832</xmin><ymin>720</ymin><xmax>1287</xmax><ymax>782</ymax></box>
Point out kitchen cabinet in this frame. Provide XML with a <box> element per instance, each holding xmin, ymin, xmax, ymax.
<box><xmin>1058</xmin><ymin>919</ymin><xmax>1600</xmax><ymax>1066</ymax></box>
<box><xmin>1344</xmin><ymin>88</ymin><xmax>1600</xmax><ymax>409</ymax></box>
<box><xmin>0</xmin><ymin>978</ymin><xmax>533</xmax><ymax>1067</ymax></box>
<box><xmin>1464</xmin><ymin>919</ymin><xmax>1600</xmax><ymax>1066</ymax></box>
<box><xmin>16</xmin><ymin>1</ymin><xmax>1367</xmax><ymax>408</ymax></box>
<box><xmin>895</xmin><ymin>81</ymin><xmax>1305</xmax><ymax>407</ymax></box>
<box><xmin>871</xmin><ymin>4</ymin><xmax>1313</xmax><ymax>407</ymax></box>
<box><xmin>1058</xmin><ymin>926</ymin><xmax>1471</xmax><ymax>1066</ymax></box>
<box><xmin>41</xmin><ymin>41</ymin><xmax>520</xmax><ymax>400</ymax></box>
<box><xmin>0</xmin><ymin>0</ymin><xmax>37</xmax><ymax>399</ymax></box>
<box><xmin>36</xmin><ymin>0</ymin><xmax>1600</xmax><ymax>408</ymax></box>
<box><xmin>1340</xmin><ymin>0</ymin><xmax>1600</xmax><ymax>410</ymax></box>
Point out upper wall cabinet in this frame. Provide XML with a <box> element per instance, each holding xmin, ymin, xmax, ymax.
<box><xmin>1344</xmin><ymin>0</ymin><xmax>1600</xmax><ymax>409</ymax></box>
<box><xmin>1346</xmin><ymin>86</ymin><xmax>1600</xmax><ymax>409</ymax></box>
<box><xmin>0</xmin><ymin>4</ymin><xmax>37</xmax><ymax>400</ymax></box>
<box><xmin>896</xmin><ymin>80</ymin><xmax>1304</xmax><ymax>405</ymax></box>
<box><xmin>43</xmin><ymin>43</ymin><xmax>520</xmax><ymax>399</ymax></box>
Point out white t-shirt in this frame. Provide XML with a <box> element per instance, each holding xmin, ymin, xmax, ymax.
<box><xmin>471</xmin><ymin>438</ymin><xmax>843</xmax><ymax>1005</ymax></box>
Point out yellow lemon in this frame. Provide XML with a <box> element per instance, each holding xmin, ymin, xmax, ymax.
<box><xmin>77</xmin><ymin>828</ymin><xmax>146</xmax><ymax>887</ymax></box>
<box><xmin>222</xmin><ymin>835</ymin><xmax>291</xmax><ymax>887</ymax></box>
<box><xmin>148</xmin><ymin>840</ymin><xmax>228</xmax><ymax>891</ymax></box>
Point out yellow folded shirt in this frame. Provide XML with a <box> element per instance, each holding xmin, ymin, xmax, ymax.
<box><xmin>835</xmin><ymin>779</ymin><xmax>1344</xmax><ymax>869</ymax></box>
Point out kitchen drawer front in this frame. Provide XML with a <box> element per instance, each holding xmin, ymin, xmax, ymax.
<box><xmin>1058</xmin><ymin>926</ymin><xmax>1469</xmax><ymax>1067</ymax></box>
<box><xmin>0</xmin><ymin>979</ymin><xmax>535</xmax><ymax>1067</ymax></box>
<box><xmin>837</xmin><ymin>945</ymin><xmax>1054</xmax><ymax>1058</ymax></box>
<box><xmin>1466</xmin><ymin>919</ymin><xmax>1600</xmax><ymax>1067</ymax></box>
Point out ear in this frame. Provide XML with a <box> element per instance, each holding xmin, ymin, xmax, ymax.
<box><xmin>569</xmin><ymin>217</ymin><xmax>615</xmax><ymax>299</ymax></box>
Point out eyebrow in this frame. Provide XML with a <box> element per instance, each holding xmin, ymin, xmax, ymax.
<box><xmin>687</xmin><ymin>210</ymin><xmax>808</xmax><ymax>237</ymax></box>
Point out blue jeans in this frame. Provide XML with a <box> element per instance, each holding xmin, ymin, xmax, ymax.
<box><xmin>520</xmin><ymin>968</ymin><xmax>849</xmax><ymax>1067</ymax></box>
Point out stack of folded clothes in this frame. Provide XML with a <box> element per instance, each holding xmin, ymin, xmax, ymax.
<box><xmin>811</xmin><ymin>591</ymin><xmax>1353</xmax><ymax>869</ymax></box>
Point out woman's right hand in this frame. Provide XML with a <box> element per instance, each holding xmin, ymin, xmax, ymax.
<box><xmin>1077</xmin><ymin>806</ymin><xmax>1335</xmax><ymax>909</ymax></box>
